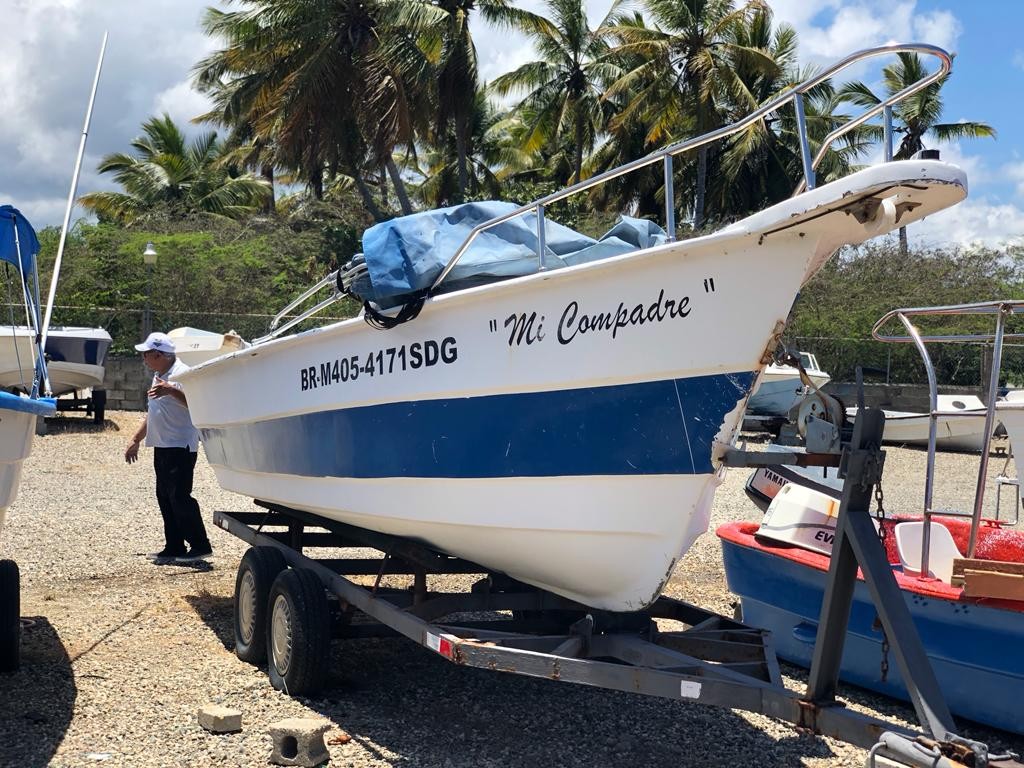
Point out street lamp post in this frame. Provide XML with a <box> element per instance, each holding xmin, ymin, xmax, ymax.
<box><xmin>142</xmin><ymin>242</ymin><xmax>157</xmax><ymax>337</ymax></box>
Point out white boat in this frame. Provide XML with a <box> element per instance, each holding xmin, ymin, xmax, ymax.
<box><xmin>846</xmin><ymin>394</ymin><xmax>990</xmax><ymax>452</ymax></box>
<box><xmin>746</xmin><ymin>352</ymin><xmax>831</xmax><ymax>418</ymax></box>
<box><xmin>167</xmin><ymin>326</ymin><xmax>249</xmax><ymax>367</ymax></box>
<box><xmin>0</xmin><ymin>207</ymin><xmax>56</xmax><ymax>532</ymax></box>
<box><xmin>0</xmin><ymin>325</ymin><xmax>111</xmax><ymax>396</ymax></box>
<box><xmin>176</xmin><ymin>45</ymin><xmax>967</xmax><ymax>612</ymax></box>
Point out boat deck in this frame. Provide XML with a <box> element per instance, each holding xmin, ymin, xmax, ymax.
<box><xmin>717</xmin><ymin>517</ymin><xmax>1024</xmax><ymax>611</ymax></box>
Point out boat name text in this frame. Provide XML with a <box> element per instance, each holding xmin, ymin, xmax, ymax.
<box><xmin>558</xmin><ymin>289</ymin><xmax>691</xmax><ymax>345</ymax></box>
<box><xmin>299</xmin><ymin>337</ymin><xmax>458</xmax><ymax>391</ymax></box>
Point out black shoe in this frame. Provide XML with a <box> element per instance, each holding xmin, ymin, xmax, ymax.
<box><xmin>147</xmin><ymin>548</ymin><xmax>186</xmax><ymax>561</ymax></box>
<box><xmin>175</xmin><ymin>545</ymin><xmax>213</xmax><ymax>563</ymax></box>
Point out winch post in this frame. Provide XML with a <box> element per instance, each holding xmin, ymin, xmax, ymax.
<box><xmin>804</xmin><ymin>408</ymin><xmax>956</xmax><ymax>740</ymax></box>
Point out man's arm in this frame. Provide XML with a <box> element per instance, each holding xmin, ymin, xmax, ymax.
<box><xmin>125</xmin><ymin>416</ymin><xmax>147</xmax><ymax>464</ymax></box>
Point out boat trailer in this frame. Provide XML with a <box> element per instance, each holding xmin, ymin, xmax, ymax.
<box><xmin>213</xmin><ymin>409</ymin><xmax>1020</xmax><ymax>768</ymax></box>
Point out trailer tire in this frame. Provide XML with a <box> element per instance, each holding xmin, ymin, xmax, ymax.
<box><xmin>234</xmin><ymin>546</ymin><xmax>287</xmax><ymax>664</ymax></box>
<box><xmin>91</xmin><ymin>390</ymin><xmax>106</xmax><ymax>425</ymax></box>
<box><xmin>0</xmin><ymin>560</ymin><xmax>20</xmax><ymax>673</ymax></box>
<box><xmin>266</xmin><ymin>567</ymin><xmax>330</xmax><ymax>696</ymax></box>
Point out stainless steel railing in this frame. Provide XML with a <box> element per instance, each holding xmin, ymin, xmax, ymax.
<box><xmin>872</xmin><ymin>300</ymin><xmax>1024</xmax><ymax>577</ymax></box>
<box><xmin>430</xmin><ymin>43</ymin><xmax>953</xmax><ymax>291</ymax></box>
<box><xmin>262</xmin><ymin>43</ymin><xmax>953</xmax><ymax>340</ymax></box>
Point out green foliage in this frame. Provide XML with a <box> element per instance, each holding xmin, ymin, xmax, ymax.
<box><xmin>22</xmin><ymin>213</ymin><xmax>364</xmax><ymax>354</ymax></box>
<box><xmin>787</xmin><ymin>241</ymin><xmax>1024</xmax><ymax>385</ymax></box>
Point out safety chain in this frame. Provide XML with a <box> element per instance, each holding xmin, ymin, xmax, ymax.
<box><xmin>873</xmin><ymin>477</ymin><xmax>890</xmax><ymax>682</ymax></box>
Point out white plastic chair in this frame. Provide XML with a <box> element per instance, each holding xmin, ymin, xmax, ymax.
<box><xmin>894</xmin><ymin>521</ymin><xmax>962</xmax><ymax>584</ymax></box>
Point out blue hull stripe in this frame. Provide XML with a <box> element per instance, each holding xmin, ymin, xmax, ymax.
<box><xmin>200</xmin><ymin>371</ymin><xmax>756</xmax><ymax>479</ymax></box>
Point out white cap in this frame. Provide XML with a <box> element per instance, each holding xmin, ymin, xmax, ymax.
<box><xmin>134</xmin><ymin>332</ymin><xmax>175</xmax><ymax>354</ymax></box>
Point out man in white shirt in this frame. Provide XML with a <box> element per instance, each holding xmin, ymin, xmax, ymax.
<box><xmin>124</xmin><ymin>332</ymin><xmax>212</xmax><ymax>564</ymax></box>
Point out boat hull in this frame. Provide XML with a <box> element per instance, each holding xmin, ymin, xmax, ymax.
<box><xmin>178</xmin><ymin>160</ymin><xmax>968</xmax><ymax>612</ymax></box>
<box><xmin>0</xmin><ymin>326</ymin><xmax>110</xmax><ymax>396</ymax></box>
<box><xmin>0</xmin><ymin>392</ymin><xmax>56</xmax><ymax>533</ymax></box>
<box><xmin>718</xmin><ymin>522</ymin><xmax>1024</xmax><ymax>735</ymax></box>
<box><xmin>881</xmin><ymin>412</ymin><xmax>988</xmax><ymax>452</ymax></box>
<box><xmin>747</xmin><ymin>367</ymin><xmax>830</xmax><ymax>418</ymax></box>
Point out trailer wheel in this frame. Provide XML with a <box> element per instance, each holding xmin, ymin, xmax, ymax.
<box><xmin>234</xmin><ymin>546</ymin><xmax>287</xmax><ymax>664</ymax></box>
<box><xmin>91</xmin><ymin>390</ymin><xmax>106</xmax><ymax>425</ymax></box>
<box><xmin>266</xmin><ymin>567</ymin><xmax>330</xmax><ymax>696</ymax></box>
<box><xmin>0</xmin><ymin>560</ymin><xmax>20</xmax><ymax>673</ymax></box>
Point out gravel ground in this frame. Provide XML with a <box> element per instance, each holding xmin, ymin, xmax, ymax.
<box><xmin>1</xmin><ymin>411</ymin><xmax>1021</xmax><ymax>767</ymax></box>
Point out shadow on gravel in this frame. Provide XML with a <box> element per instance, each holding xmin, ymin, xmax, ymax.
<box><xmin>0</xmin><ymin>617</ymin><xmax>76</xmax><ymax>766</ymax></box>
<box><xmin>296</xmin><ymin>638</ymin><xmax>844</xmax><ymax>768</ymax></box>
<box><xmin>42</xmin><ymin>417</ymin><xmax>118</xmax><ymax>434</ymax></box>
<box><xmin>184</xmin><ymin>592</ymin><xmax>235</xmax><ymax>651</ymax></box>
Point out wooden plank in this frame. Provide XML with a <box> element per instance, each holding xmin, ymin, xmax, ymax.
<box><xmin>959</xmin><ymin>569</ymin><xmax>1024</xmax><ymax>600</ymax></box>
<box><xmin>951</xmin><ymin>557</ymin><xmax>1024</xmax><ymax>586</ymax></box>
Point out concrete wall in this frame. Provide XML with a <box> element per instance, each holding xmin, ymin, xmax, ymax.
<box><xmin>101</xmin><ymin>356</ymin><xmax>151</xmax><ymax>411</ymax></box>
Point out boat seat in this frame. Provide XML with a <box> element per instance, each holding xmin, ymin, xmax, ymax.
<box><xmin>894</xmin><ymin>521</ymin><xmax>962</xmax><ymax>583</ymax></box>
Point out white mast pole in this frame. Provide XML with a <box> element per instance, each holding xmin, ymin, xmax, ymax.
<box><xmin>41</xmin><ymin>32</ymin><xmax>108</xmax><ymax>348</ymax></box>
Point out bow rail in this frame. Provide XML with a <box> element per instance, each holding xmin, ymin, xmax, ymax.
<box><xmin>430</xmin><ymin>43</ymin><xmax>952</xmax><ymax>291</ymax></box>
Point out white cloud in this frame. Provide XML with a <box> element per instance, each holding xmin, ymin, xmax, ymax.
<box><xmin>0</xmin><ymin>0</ymin><xmax>217</xmax><ymax>227</ymax></box>
<box><xmin>152</xmin><ymin>80</ymin><xmax>213</xmax><ymax>128</ymax></box>
<box><xmin>909</xmin><ymin>198</ymin><xmax>1024</xmax><ymax>250</ymax></box>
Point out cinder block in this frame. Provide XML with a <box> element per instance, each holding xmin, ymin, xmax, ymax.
<box><xmin>197</xmin><ymin>704</ymin><xmax>242</xmax><ymax>733</ymax></box>
<box><xmin>269</xmin><ymin>718</ymin><xmax>330</xmax><ymax>767</ymax></box>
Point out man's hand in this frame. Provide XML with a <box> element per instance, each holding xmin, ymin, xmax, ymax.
<box><xmin>125</xmin><ymin>439</ymin><xmax>141</xmax><ymax>464</ymax></box>
<box><xmin>148</xmin><ymin>379</ymin><xmax>175</xmax><ymax>399</ymax></box>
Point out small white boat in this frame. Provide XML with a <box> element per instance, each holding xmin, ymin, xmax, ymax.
<box><xmin>847</xmin><ymin>394</ymin><xmax>990</xmax><ymax>452</ymax></box>
<box><xmin>176</xmin><ymin>45</ymin><xmax>967</xmax><ymax>612</ymax></box>
<box><xmin>747</xmin><ymin>352</ymin><xmax>831</xmax><ymax>418</ymax></box>
<box><xmin>0</xmin><ymin>325</ymin><xmax>111</xmax><ymax>396</ymax></box>
<box><xmin>167</xmin><ymin>326</ymin><xmax>249</xmax><ymax>367</ymax></box>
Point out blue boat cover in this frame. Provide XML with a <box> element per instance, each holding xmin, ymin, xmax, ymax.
<box><xmin>0</xmin><ymin>205</ymin><xmax>38</xmax><ymax>274</ymax></box>
<box><xmin>350</xmin><ymin>201</ymin><xmax>668</xmax><ymax>306</ymax></box>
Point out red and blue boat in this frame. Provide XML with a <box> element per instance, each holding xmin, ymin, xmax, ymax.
<box><xmin>718</xmin><ymin>516</ymin><xmax>1024</xmax><ymax>735</ymax></box>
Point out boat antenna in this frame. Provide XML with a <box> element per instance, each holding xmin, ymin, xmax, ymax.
<box><xmin>40</xmin><ymin>32</ymin><xmax>108</xmax><ymax>354</ymax></box>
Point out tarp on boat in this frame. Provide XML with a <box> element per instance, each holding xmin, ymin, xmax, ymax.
<box><xmin>347</xmin><ymin>201</ymin><xmax>668</xmax><ymax>307</ymax></box>
<box><xmin>0</xmin><ymin>205</ymin><xmax>39</xmax><ymax>274</ymax></box>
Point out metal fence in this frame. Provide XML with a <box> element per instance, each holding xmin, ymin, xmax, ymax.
<box><xmin>790</xmin><ymin>336</ymin><xmax>1024</xmax><ymax>388</ymax></box>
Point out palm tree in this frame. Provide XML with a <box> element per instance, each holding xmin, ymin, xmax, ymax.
<box><xmin>707</xmin><ymin>6</ymin><xmax>871</xmax><ymax>219</ymax></box>
<box><xmin>604</xmin><ymin>0</ymin><xmax>771</xmax><ymax>228</ymax></box>
<box><xmin>838</xmin><ymin>52</ymin><xmax>995</xmax><ymax>253</ymax></box>
<box><xmin>78</xmin><ymin>114</ymin><xmax>271</xmax><ymax>224</ymax></box>
<box><xmin>416</xmin><ymin>91</ymin><xmax>505</xmax><ymax>207</ymax></box>
<box><xmin>193</xmin><ymin>0</ymin><xmax>445</xmax><ymax>219</ymax></box>
<box><xmin>489</xmin><ymin>0</ymin><xmax>619</xmax><ymax>185</ymax></box>
<box><xmin>431</xmin><ymin>0</ymin><xmax>523</xmax><ymax>201</ymax></box>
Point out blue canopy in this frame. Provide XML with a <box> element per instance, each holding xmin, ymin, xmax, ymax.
<box><xmin>349</xmin><ymin>201</ymin><xmax>668</xmax><ymax>307</ymax></box>
<box><xmin>0</xmin><ymin>205</ymin><xmax>39</xmax><ymax>274</ymax></box>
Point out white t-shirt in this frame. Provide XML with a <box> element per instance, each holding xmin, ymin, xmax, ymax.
<box><xmin>145</xmin><ymin>358</ymin><xmax>200</xmax><ymax>451</ymax></box>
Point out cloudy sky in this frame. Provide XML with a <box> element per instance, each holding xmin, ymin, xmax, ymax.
<box><xmin>2</xmin><ymin>0</ymin><xmax>1021</xmax><ymax>247</ymax></box>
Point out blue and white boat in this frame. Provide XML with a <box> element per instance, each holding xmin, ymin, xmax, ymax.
<box><xmin>746</xmin><ymin>352</ymin><xmax>831</xmax><ymax>419</ymax></box>
<box><xmin>176</xmin><ymin>44</ymin><xmax>968</xmax><ymax>612</ymax></box>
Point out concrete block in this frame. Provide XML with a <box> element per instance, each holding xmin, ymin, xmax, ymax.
<box><xmin>197</xmin><ymin>704</ymin><xmax>242</xmax><ymax>733</ymax></box>
<box><xmin>269</xmin><ymin>718</ymin><xmax>330</xmax><ymax>767</ymax></box>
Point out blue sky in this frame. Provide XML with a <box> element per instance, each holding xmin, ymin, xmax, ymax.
<box><xmin>1</xmin><ymin>0</ymin><xmax>1021</xmax><ymax>247</ymax></box>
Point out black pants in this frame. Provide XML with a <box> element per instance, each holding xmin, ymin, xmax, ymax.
<box><xmin>154</xmin><ymin>447</ymin><xmax>209</xmax><ymax>554</ymax></box>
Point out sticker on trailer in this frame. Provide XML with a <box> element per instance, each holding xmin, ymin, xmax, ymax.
<box><xmin>680</xmin><ymin>681</ymin><xmax>702</xmax><ymax>699</ymax></box>
<box><xmin>426</xmin><ymin>632</ymin><xmax>455</xmax><ymax>659</ymax></box>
